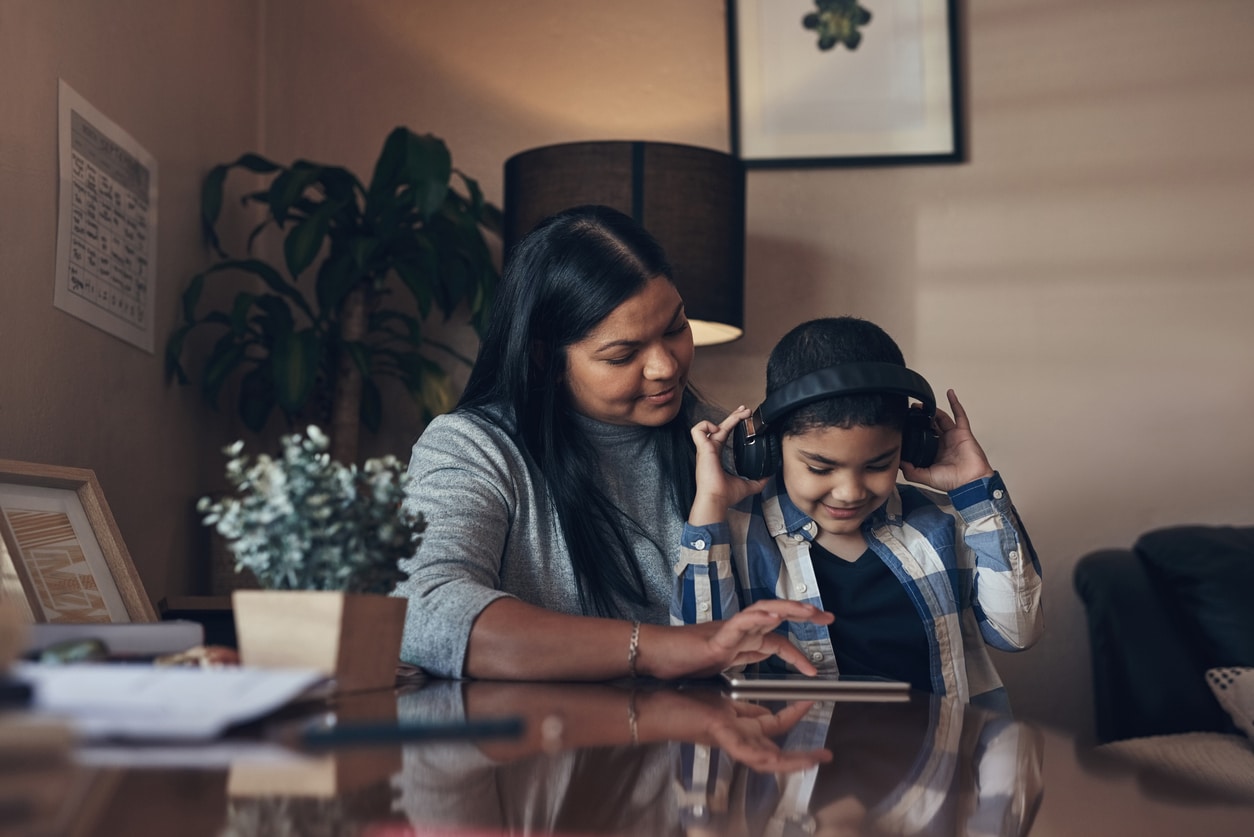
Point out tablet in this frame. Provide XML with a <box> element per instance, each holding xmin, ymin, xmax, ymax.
<box><xmin>721</xmin><ymin>670</ymin><xmax>912</xmax><ymax>701</ymax></box>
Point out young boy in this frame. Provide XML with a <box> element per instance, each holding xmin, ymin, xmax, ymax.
<box><xmin>671</xmin><ymin>317</ymin><xmax>1042</xmax><ymax>712</ymax></box>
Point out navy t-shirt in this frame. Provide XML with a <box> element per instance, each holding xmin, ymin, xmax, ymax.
<box><xmin>810</xmin><ymin>540</ymin><xmax>933</xmax><ymax>692</ymax></box>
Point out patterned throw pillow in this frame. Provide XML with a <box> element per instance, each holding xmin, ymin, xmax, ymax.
<box><xmin>1206</xmin><ymin>667</ymin><xmax>1254</xmax><ymax>743</ymax></box>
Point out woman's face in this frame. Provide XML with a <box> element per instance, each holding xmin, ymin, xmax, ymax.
<box><xmin>563</xmin><ymin>275</ymin><xmax>694</xmax><ymax>426</ymax></box>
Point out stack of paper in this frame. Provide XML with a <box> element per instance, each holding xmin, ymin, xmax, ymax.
<box><xmin>13</xmin><ymin>662</ymin><xmax>327</xmax><ymax>740</ymax></box>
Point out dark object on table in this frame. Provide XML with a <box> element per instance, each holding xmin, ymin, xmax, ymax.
<box><xmin>0</xmin><ymin>675</ymin><xmax>33</xmax><ymax>707</ymax></box>
<box><xmin>1074</xmin><ymin>525</ymin><xmax>1254</xmax><ymax>743</ymax></box>
<box><xmin>159</xmin><ymin>596</ymin><xmax>237</xmax><ymax>648</ymax></box>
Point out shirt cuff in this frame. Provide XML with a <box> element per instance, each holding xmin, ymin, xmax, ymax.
<box><xmin>949</xmin><ymin>471</ymin><xmax>1009</xmax><ymax>513</ymax></box>
<box><xmin>682</xmin><ymin>521</ymin><xmax>730</xmax><ymax>551</ymax></box>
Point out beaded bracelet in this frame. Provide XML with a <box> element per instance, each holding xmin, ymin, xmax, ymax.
<box><xmin>627</xmin><ymin>620</ymin><xmax>641</xmax><ymax>678</ymax></box>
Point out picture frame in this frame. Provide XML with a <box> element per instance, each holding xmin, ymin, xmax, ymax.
<box><xmin>727</xmin><ymin>0</ymin><xmax>964</xmax><ymax>167</ymax></box>
<box><xmin>0</xmin><ymin>459</ymin><xmax>155</xmax><ymax>623</ymax></box>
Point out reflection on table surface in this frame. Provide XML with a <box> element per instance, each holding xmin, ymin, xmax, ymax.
<box><xmin>13</xmin><ymin>679</ymin><xmax>1254</xmax><ymax>836</ymax></box>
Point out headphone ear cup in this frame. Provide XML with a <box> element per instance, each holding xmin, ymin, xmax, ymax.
<box><xmin>901</xmin><ymin>407</ymin><xmax>940</xmax><ymax>468</ymax></box>
<box><xmin>732</xmin><ymin>418</ymin><xmax>780</xmax><ymax>480</ymax></box>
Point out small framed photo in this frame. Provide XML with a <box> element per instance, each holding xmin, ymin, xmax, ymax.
<box><xmin>727</xmin><ymin>0</ymin><xmax>964</xmax><ymax>167</ymax></box>
<box><xmin>0</xmin><ymin>459</ymin><xmax>155</xmax><ymax>623</ymax></box>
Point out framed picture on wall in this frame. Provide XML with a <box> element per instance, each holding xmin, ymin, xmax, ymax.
<box><xmin>0</xmin><ymin>459</ymin><xmax>155</xmax><ymax>623</ymax></box>
<box><xmin>727</xmin><ymin>0</ymin><xmax>964</xmax><ymax>167</ymax></box>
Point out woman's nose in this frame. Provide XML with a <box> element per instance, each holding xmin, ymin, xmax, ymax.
<box><xmin>642</xmin><ymin>345</ymin><xmax>679</xmax><ymax>380</ymax></box>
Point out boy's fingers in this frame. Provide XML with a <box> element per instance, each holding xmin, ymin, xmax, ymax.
<box><xmin>947</xmin><ymin>389</ymin><xmax>971</xmax><ymax>427</ymax></box>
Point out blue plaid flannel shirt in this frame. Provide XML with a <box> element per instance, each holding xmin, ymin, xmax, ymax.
<box><xmin>670</xmin><ymin>472</ymin><xmax>1043</xmax><ymax>709</ymax></box>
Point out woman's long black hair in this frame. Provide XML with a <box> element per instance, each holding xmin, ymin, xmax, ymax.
<box><xmin>458</xmin><ymin>205</ymin><xmax>699</xmax><ymax>617</ymax></box>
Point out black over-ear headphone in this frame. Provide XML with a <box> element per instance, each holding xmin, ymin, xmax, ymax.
<box><xmin>732</xmin><ymin>362</ymin><xmax>940</xmax><ymax>480</ymax></box>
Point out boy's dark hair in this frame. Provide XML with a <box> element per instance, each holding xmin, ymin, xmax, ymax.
<box><xmin>765</xmin><ymin>317</ymin><xmax>909</xmax><ymax>437</ymax></box>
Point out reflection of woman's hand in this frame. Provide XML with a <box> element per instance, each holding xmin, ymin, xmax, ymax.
<box><xmin>640</xmin><ymin>689</ymin><xmax>831</xmax><ymax>773</ymax></box>
<box><xmin>643</xmin><ymin>600</ymin><xmax>834</xmax><ymax>680</ymax></box>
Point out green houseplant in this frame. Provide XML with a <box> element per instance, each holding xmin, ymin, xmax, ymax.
<box><xmin>166</xmin><ymin>127</ymin><xmax>500</xmax><ymax>464</ymax></box>
<box><xmin>199</xmin><ymin>426</ymin><xmax>425</xmax><ymax>691</ymax></box>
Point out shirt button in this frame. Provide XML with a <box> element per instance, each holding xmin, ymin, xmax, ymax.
<box><xmin>993</xmin><ymin>489</ymin><xmax>1004</xmax><ymax>499</ymax></box>
<box><xmin>793</xmin><ymin>534</ymin><xmax>805</xmax><ymax>542</ymax></box>
<box><xmin>795</xmin><ymin>583</ymin><xmax>807</xmax><ymax>594</ymax></box>
<box><xmin>810</xmin><ymin>651</ymin><xmax>823</xmax><ymax>662</ymax></box>
<box><xmin>699</xmin><ymin>602</ymin><xmax>710</xmax><ymax>613</ymax></box>
<box><xmin>693</xmin><ymin>538</ymin><xmax>706</xmax><ymax>550</ymax></box>
<box><xmin>1009</xmin><ymin>550</ymin><xmax>1019</xmax><ymax>560</ymax></box>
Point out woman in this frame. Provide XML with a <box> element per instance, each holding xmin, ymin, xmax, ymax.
<box><xmin>395</xmin><ymin>205</ymin><xmax>829</xmax><ymax>680</ymax></box>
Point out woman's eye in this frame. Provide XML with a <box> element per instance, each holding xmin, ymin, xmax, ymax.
<box><xmin>867</xmin><ymin>464</ymin><xmax>892</xmax><ymax>473</ymax></box>
<box><xmin>666</xmin><ymin>321</ymin><xmax>690</xmax><ymax>337</ymax></box>
<box><xmin>605</xmin><ymin>354</ymin><xmax>635</xmax><ymax>366</ymax></box>
<box><xmin>807</xmin><ymin>466</ymin><xmax>832</xmax><ymax>476</ymax></box>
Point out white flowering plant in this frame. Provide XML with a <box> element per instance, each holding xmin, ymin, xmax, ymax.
<box><xmin>198</xmin><ymin>426</ymin><xmax>424</xmax><ymax>594</ymax></box>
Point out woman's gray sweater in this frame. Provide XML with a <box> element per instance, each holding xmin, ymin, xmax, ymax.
<box><xmin>394</xmin><ymin>408</ymin><xmax>682</xmax><ymax>678</ymax></box>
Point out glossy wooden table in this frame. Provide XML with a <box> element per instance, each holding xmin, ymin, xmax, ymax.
<box><xmin>15</xmin><ymin>680</ymin><xmax>1254</xmax><ymax>836</ymax></box>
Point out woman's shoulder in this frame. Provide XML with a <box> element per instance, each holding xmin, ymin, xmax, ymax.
<box><xmin>409</xmin><ymin>408</ymin><xmax>527</xmax><ymax>474</ymax></box>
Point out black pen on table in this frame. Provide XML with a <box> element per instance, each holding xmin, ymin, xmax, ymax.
<box><xmin>301</xmin><ymin>715</ymin><xmax>525</xmax><ymax>749</ymax></box>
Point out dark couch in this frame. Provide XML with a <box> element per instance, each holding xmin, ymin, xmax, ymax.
<box><xmin>1073</xmin><ymin>525</ymin><xmax>1254</xmax><ymax>744</ymax></box>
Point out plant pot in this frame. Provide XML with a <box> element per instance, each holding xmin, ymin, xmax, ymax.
<box><xmin>231</xmin><ymin>590</ymin><xmax>407</xmax><ymax>694</ymax></box>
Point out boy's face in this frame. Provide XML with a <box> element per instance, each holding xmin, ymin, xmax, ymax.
<box><xmin>780</xmin><ymin>423</ymin><xmax>902</xmax><ymax>540</ymax></box>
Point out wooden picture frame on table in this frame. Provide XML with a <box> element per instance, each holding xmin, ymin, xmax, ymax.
<box><xmin>727</xmin><ymin>0</ymin><xmax>964</xmax><ymax>167</ymax></box>
<box><xmin>0</xmin><ymin>459</ymin><xmax>155</xmax><ymax>623</ymax></box>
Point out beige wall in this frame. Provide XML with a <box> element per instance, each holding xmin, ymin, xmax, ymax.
<box><xmin>3</xmin><ymin>1</ymin><xmax>1251</xmax><ymax>737</ymax></box>
<box><xmin>0</xmin><ymin>1</ymin><xmax>260</xmax><ymax>599</ymax></box>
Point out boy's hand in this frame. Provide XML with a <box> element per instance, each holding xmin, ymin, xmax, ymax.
<box><xmin>899</xmin><ymin>389</ymin><xmax>995</xmax><ymax>492</ymax></box>
<box><xmin>688</xmin><ymin>407</ymin><xmax>769</xmax><ymax>526</ymax></box>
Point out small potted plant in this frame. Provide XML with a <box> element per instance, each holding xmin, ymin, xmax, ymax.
<box><xmin>199</xmin><ymin>425</ymin><xmax>424</xmax><ymax>692</ymax></box>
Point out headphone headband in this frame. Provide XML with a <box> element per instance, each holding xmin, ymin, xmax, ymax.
<box><xmin>759</xmin><ymin>362</ymin><xmax>936</xmax><ymax>426</ymax></box>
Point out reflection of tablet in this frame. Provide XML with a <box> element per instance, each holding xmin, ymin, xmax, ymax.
<box><xmin>721</xmin><ymin>671</ymin><xmax>911</xmax><ymax>702</ymax></box>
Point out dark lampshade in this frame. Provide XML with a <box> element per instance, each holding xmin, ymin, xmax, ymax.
<box><xmin>503</xmin><ymin>141</ymin><xmax>746</xmax><ymax>346</ymax></box>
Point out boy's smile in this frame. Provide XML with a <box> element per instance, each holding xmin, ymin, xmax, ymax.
<box><xmin>780</xmin><ymin>423</ymin><xmax>903</xmax><ymax>558</ymax></box>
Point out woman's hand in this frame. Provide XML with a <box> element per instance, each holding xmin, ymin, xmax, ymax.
<box><xmin>899</xmin><ymin>389</ymin><xmax>995</xmax><ymax>492</ymax></box>
<box><xmin>689</xmin><ymin>406</ymin><xmax>769</xmax><ymax>526</ymax></box>
<box><xmin>640</xmin><ymin>599</ymin><xmax>835</xmax><ymax>680</ymax></box>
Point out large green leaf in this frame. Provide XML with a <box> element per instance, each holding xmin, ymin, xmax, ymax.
<box><xmin>268</xmin><ymin>163</ymin><xmax>323</xmax><ymax>225</ymax></box>
<box><xmin>319</xmin><ymin>166</ymin><xmax>363</xmax><ymax>205</ymax></box>
<box><xmin>284</xmin><ymin>199</ymin><xmax>339</xmax><ymax>278</ymax></box>
<box><xmin>201</xmin><ymin>165</ymin><xmax>228</xmax><ymax>253</ymax></box>
<box><xmin>270</xmin><ymin>328</ymin><xmax>320</xmax><ymax>413</ymax></box>
<box><xmin>417</xmin><ymin>358</ymin><xmax>454</xmax><ymax>420</ymax></box>
<box><xmin>315</xmin><ymin>247</ymin><xmax>360</xmax><ymax>318</ymax></box>
<box><xmin>370</xmin><ymin>310</ymin><xmax>422</xmax><ymax>346</ymax></box>
<box><xmin>202</xmin><ymin>334</ymin><xmax>248</xmax><ymax>407</ymax></box>
<box><xmin>181</xmin><ymin>273</ymin><xmax>205</xmax><ymax>324</ymax></box>
<box><xmin>403</xmin><ymin>132</ymin><xmax>452</xmax><ymax>220</ymax></box>
<box><xmin>229</xmin><ymin>291</ymin><xmax>257</xmax><ymax>336</ymax></box>
<box><xmin>164</xmin><ymin>324</ymin><xmax>192</xmax><ymax>384</ymax></box>
<box><xmin>198</xmin><ymin>259</ymin><xmax>314</xmax><ymax>321</ymax></box>
<box><xmin>251</xmin><ymin>294</ymin><xmax>296</xmax><ymax>348</ymax></box>
<box><xmin>367</xmin><ymin>127</ymin><xmax>409</xmax><ymax>216</ymax></box>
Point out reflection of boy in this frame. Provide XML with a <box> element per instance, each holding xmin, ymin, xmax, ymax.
<box><xmin>671</xmin><ymin>317</ymin><xmax>1043</xmax><ymax>712</ymax></box>
<box><xmin>736</xmin><ymin>697</ymin><xmax>1044</xmax><ymax>837</ymax></box>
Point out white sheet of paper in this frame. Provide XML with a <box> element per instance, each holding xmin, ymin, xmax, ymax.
<box><xmin>14</xmin><ymin>662</ymin><xmax>327</xmax><ymax>741</ymax></box>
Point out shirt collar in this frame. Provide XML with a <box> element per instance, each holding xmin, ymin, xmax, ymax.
<box><xmin>764</xmin><ymin>475</ymin><xmax>904</xmax><ymax>538</ymax></box>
